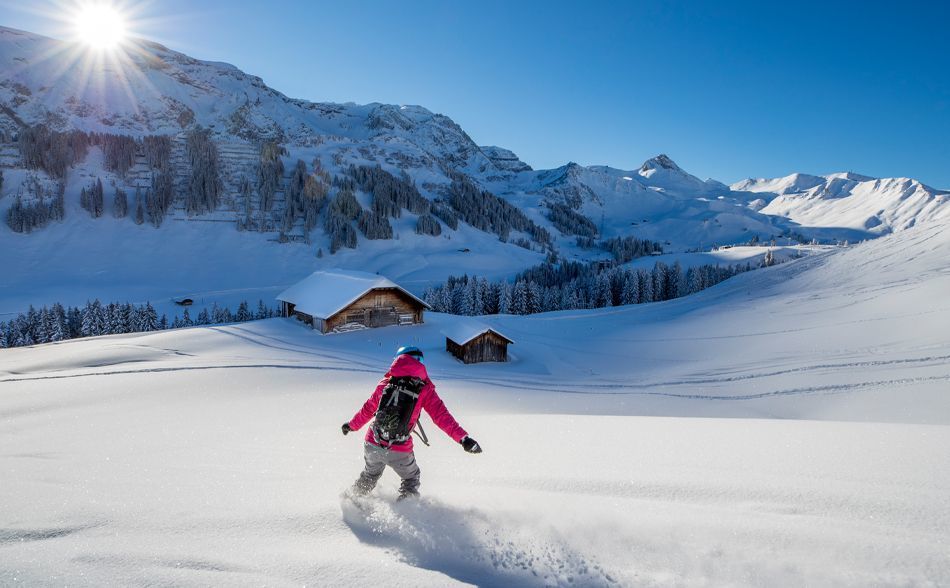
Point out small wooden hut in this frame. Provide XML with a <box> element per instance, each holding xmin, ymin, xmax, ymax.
<box><xmin>443</xmin><ymin>320</ymin><xmax>514</xmax><ymax>364</ymax></box>
<box><xmin>277</xmin><ymin>270</ymin><xmax>430</xmax><ymax>334</ymax></box>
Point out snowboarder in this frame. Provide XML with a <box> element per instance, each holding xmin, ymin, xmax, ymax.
<box><xmin>342</xmin><ymin>345</ymin><xmax>482</xmax><ymax>500</ymax></box>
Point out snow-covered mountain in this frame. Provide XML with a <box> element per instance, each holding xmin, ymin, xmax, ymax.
<box><xmin>2</xmin><ymin>24</ymin><xmax>949</xmax><ymax>315</ymax></box>
<box><xmin>732</xmin><ymin>172</ymin><xmax>949</xmax><ymax>234</ymax></box>
<box><xmin>0</xmin><ymin>26</ymin><xmax>498</xmax><ymax>175</ymax></box>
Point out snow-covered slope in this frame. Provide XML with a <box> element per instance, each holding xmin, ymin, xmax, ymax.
<box><xmin>1</xmin><ymin>220</ymin><xmax>948</xmax><ymax>586</ymax></box>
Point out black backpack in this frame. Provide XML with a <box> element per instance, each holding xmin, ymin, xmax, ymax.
<box><xmin>371</xmin><ymin>376</ymin><xmax>426</xmax><ymax>446</ymax></box>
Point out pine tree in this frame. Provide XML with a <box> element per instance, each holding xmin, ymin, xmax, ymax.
<box><xmin>510</xmin><ymin>281</ymin><xmax>528</xmax><ymax>315</ymax></box>
<box><xmin>67</xmin><ymin>307</ymin><xmax>82</xmax><ymax>338</ymax></box>
<box><xmin>498</xmin><ymin>283</ymin><xmax>512</xmax><ymax>314</ymax></box>
<box><xmin>134</xmin><ymin>188</ymin><xmax>145</xmax><ymax>225</ymax></box>
<box><xmin>526</xmin><ymin>281</ymin><xmax>542</xmax><ymax>313</ymax></box>
<box><xmin>113</xmin><ymin>187</ymin><xmax>128</xmax><ymax>218</ymax></box>
<box><xmin>50</xmin><ymin>303</ymin><xmax>68</xmax><ymax>342</ymax></box>
<box><xmin>621</xmin><ymin>271</ymin><xmax>640</xmax><ymax>305</ymax></box>
<box><xmin>437</xmin><ymin>287</ymin><xmax>452</xmax><ymax>315</ymax></box>
<box><xmin>92</xmin><ymin>178</ymin><xmax>104</xmax><ymax>217</ymax></box>
<box><xmin>255</xmin><ymin>300</ymin><xmax>268</xmax><ymax>321</ymax></box>
<box><xmin>639</xmin><ymin>270</ymin><xmax>654</xmax><ymax>303</ymax></box>
<box><xmin>668</xmin><ymin>262</ymin><xmax>684</xmax><ymax>300</ymax></box>
<box><xmin>596</xmin><ymin>274</ymin><xmax>612</xmax><ymax>307</ymax></box>
<box><xmin>236</xmin><ymin>301</ymin><xmax>251</xmax><ymax>322</ymax></box>
<box><xmin>80</xmin><ymin>300</ymin><xmax>105</xmax><ymax>337</ymax></box>
<box><xmin>127</xmin><ymin>305</ymin><xmax>143</xmax><ymax>332</ymax></box>
<box><xmin>35</xmin><ymin>307</ymin><xmax>52</xmax><ymax>344</ymax></box>
<box><xmin>182</xmin><ymin>308</ymin><xmax>193</xmax><ymax>327</ymax></box>
<box><xmin>562</xmin><ymin>286</ymin><xmax>581</xmax><ymax>310</ymax></box>
<box><xmin>141</xmin><ymin>302</ymin><xmax>158</xmax><ymax>331</ymax></box>
<box><xmin>651</xmin><ymin>263</ymin><xmax>667</xmax><ymax>301</ymax></box>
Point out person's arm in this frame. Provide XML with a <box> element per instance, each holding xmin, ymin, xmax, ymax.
<box><xmin>347</xmin><ymin>376</ymin><xmax>388</xmax><ymax>431</ymax></box>
<box><xmin>421</xmin><ymin>381</ymin><xmax>468</xmax><ymax>442</ymax></box>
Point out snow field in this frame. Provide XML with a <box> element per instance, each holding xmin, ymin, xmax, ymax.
<box><xmin>2</xmin><ymin>213</ymin><xmax>949</xmax><ymax>585</ymax></box>
<box><xmin>1</xmin><ymin>358</ymin><xmax>948</xmax><ymax>586</ymax></box>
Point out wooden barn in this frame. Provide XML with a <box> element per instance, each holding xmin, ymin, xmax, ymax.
<box><xmin>276</xmin><ymin>270</ymin><xmax>430</xmax><ymax>334</ymax></box>
<box><xmin>443</xmin><ymin>320</ymin><xmax>514</xmax><ymax>364</ymax></box>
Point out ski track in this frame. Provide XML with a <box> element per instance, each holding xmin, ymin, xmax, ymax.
<box><xmin>452</xmin><ymin>353</ymin><xmax>950</xmax><ymax>391</ymax></box>
<box><xmin>3</xmin><ymin>363</ymin><xmax>945</xmax><ymax>403</ymax></box>
<box><xmin>0</xmin><ymin>363</ymin><xmax>379</xmax><ymax>384</ymax></box>
<box><xmin>207</xmin><ymin>325</ymin><xmax>384</xmax><ymax>370</ymax></box>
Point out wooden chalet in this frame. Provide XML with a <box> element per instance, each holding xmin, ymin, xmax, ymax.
<box><xmin>277</xmin><ymin>270</ymin><xmax>430</xmax><ymax>334</ymax></box>
<box><xmin>443</xmin><ymin>320</ymin><xmax>514</xmax><ymax>364</ymax></box>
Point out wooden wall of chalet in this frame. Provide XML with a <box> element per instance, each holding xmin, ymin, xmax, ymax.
<box><xmin>447</xmin><ymin>331</ymin><xmax>510</xmax><ymax>364</ymax></box>
<box><xmin>323</xmin><ymin>288</ymin><xmax>425</xmax><ymax>333</ymax></box>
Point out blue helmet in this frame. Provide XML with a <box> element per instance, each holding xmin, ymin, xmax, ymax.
<box><xmin>396</xmin><ymin>345</ymin><xmax>424</xmax><ymax>363</ymax></box>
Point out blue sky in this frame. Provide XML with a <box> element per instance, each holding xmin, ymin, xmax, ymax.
<box><xmin>4</xmin><ymin>0</ymin><xmax>949</xmax><ymax>187</ymax></box>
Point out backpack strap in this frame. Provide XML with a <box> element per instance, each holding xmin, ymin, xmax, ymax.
<box><xmin>412</xmin><ymin>421</ymin><xmax>430</xmax><ymax>447</ymax></box>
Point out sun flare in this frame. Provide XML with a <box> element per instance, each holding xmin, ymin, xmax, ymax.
<box><xmin>75</xmin><ymin>4</ymin><xmax>127</xmax><ymax>50</ymax></box>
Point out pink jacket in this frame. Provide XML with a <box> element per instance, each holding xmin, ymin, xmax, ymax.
<box><xmin>348</xmin><ymin>354</ymin><xmax>467</xmax><ymax>452</ymax></box>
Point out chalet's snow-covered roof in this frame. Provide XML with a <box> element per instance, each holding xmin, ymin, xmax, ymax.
<box><xmin>276</xmin><ymin>270</ymin><xmax>430</xmax><ymax>319</ymax></box>
<box><xmin>442</xmin><ymin>318</ymin><xmax>514</xmax><ymax>346</ymax></box>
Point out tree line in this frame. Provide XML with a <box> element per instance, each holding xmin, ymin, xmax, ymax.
<box><xmin>1</xmin><ymin>299</ymin><xmax>277</xmax><ymax>348</ymax></box>
<box><xmin>423</xmin><ymin>258</ymin><xmax>768</xmax><ymax>316</ymax></box>
<box><xmin>17</xmin><ymin>125</ymin><xmax>173</xmax><ymax>179</ymax></box>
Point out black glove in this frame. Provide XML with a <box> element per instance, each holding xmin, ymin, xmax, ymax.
<box><xmin>461</xmin><ymin>436</ymin><xmax>482</xmax><ymax>454</ymax></box>
<box><xmin>342</xmin><ymin>422</ymin><xmax>352</xmax><ymax>436</ymax></box>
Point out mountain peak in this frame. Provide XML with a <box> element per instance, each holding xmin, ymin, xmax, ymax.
<box><xmin>480</xmin><ymin>146</ymin><xmax>532</xmax><ymax>173</ymax></box>
<box><xmin>640</xmin><ymin>154</ymin><xmax>682</xmax><ymax>173</ymax></box>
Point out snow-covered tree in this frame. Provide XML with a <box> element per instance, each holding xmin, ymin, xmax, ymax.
<box><xmin>498</xmin><ymin>282</ymin><xmax>512</xmax><ymax>314</ymax></box>
<box><xmin>621</xmin><ymin>272</ymin><xmax>640</xmax><ymax>305</ymax></box>
<box><xmin>50</xmin><ymin>303</ymin><xmax>68</xmax><ymax>342</ymax></box>
<box><xmin>236</xmin><ymin>301</ymin><xmax>252</xmax><ymax>322</ymax></box>
<box><xmin>80</xmin><ymin>300</ymin><xmax>105</xmax><ymax>337</ymax></box>
<box><xmin>140</xmin><ymin>302</ymin><xmax>158</xmax><ymax>331</ymax></box>
<box><xmin>255</xmin><ymin>300</ymin><xmax>269</xmax><ymax>321</ymax></box>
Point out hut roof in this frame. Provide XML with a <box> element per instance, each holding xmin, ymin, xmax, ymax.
<box><xmin>277</xmin><ymin>269</ymin><xmax>430</xmax><ymax>319</ymax></box>
<box><xmin>442</xmin><ymin>318</ymin><xmax>514</xmax><ymax>346</ymax></box>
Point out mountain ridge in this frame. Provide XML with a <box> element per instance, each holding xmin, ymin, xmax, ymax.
<box><xmin>1</xmin><ymin>23</ymin><xmax>948</xmax><ymax>285</ymax></box>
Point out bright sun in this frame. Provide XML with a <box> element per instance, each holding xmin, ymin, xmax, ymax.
<box><xmin>75</xmin><ymin>4</ymin><xmax>127</xmax><ymax>50</ymax></box>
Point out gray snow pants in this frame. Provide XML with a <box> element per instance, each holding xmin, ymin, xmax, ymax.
<box><xmin>355</xmin><ymin>442</ymin><xmax>421</xmax><ymax>496</ymax></box>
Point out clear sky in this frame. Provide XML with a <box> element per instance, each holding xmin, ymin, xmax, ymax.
<box><xmin>3</xmin><ymin>0</ymin><xmax>949</xmax><ymax>187</ymax></box>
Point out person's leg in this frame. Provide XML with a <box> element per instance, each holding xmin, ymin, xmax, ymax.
<box><xmin>353</xmin><ymin>443</ymin><xmax>386</xmax><ymax>495</ymax></box>
<box><xmin>387</xmin><ymin>450</ymin><xmax>421</xmax><ymax>498</ymax></box>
